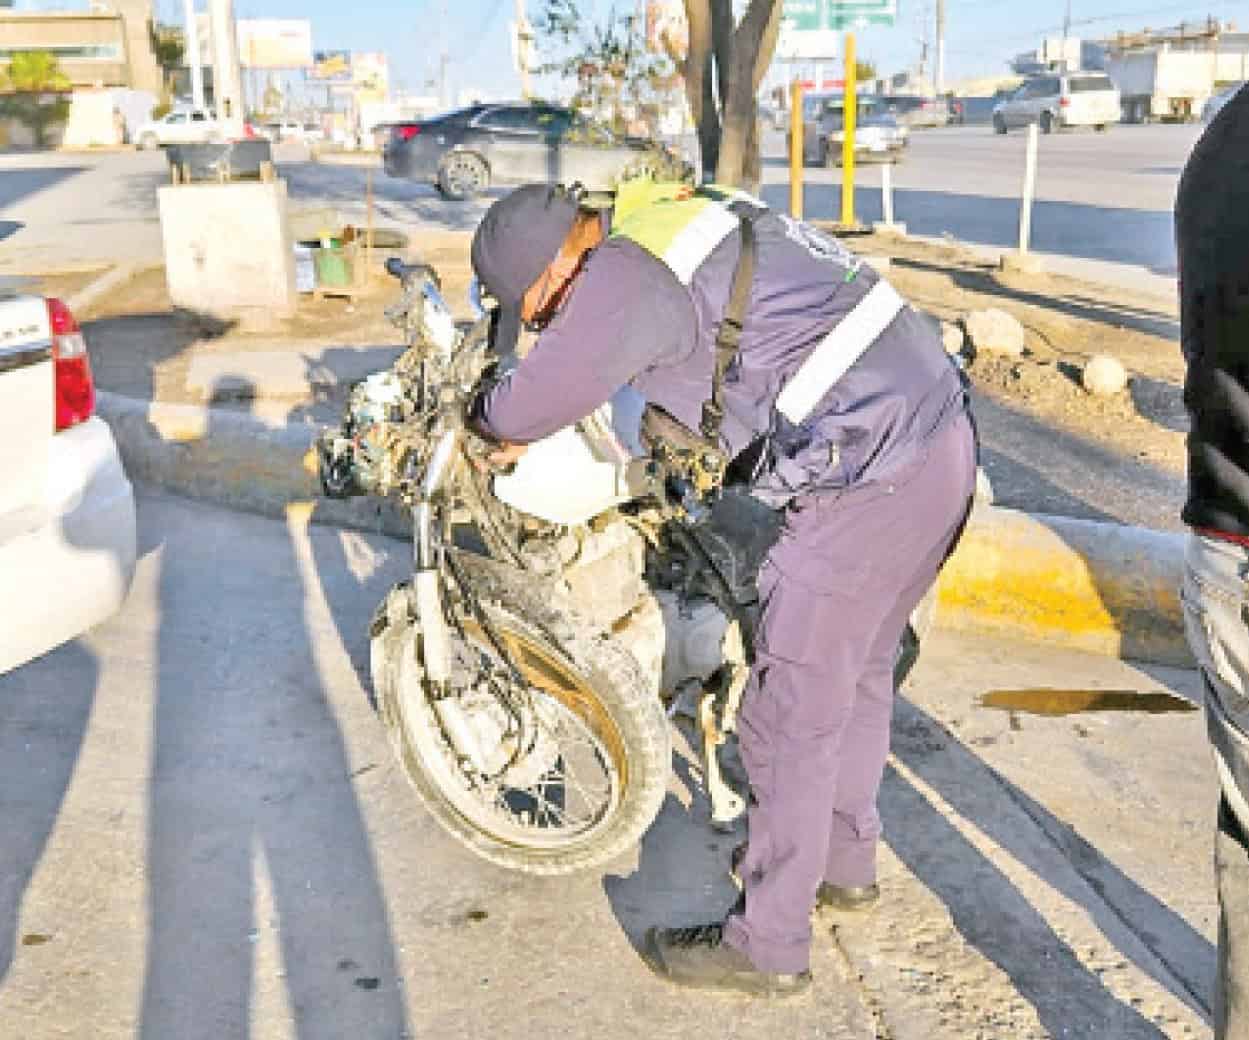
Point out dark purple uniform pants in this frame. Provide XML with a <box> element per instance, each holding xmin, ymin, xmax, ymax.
<box><xmin>723</xmin><ymin>411</ymin><xmax>977</xmax><ymax>974</ymax></box>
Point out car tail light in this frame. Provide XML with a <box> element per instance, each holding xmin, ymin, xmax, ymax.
<box><xmin>47</xmin><ymin>298</ymin><xmax>95</xmax><ymax>432</ymax></box>
<box><xmin>1059</xmin><ymin>96</ymin><xmax>1071</xmax><ymax>107</ymax></box>
<box><xmin>394</xmin><ymin>124</ymin><xmax>420</xmax><ymax>141</ymax></box>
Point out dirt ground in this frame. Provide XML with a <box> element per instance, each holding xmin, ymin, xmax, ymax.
<box><xmin>78</xmin><ymin>228</ymin><xmax>1187</xmax><ymax>530</ymax></box>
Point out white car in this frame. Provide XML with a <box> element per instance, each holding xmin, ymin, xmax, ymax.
<box><xmin>993</xmin><ymin>72</ymin><xmax>1121</xmax><ymax>134</ymax></box>
<box><xmin>0</xmin><ymin>290</ymin><xmax>136</xmax><ymax>675</ymax></box>
<box><xmin>135</xmin><ymin>108</ymin><xmax>223</xmax><ymax>149</ymax></box>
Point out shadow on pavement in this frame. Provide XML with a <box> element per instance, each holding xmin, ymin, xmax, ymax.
<box><xmin>759</xmin><ymin>181</ymin><xmax>1177</xmax><ymax>276</ymax></box>
<box><xmin>0</xmin><ymin>166</ymin><xmax>87</xmax><ymax>210</ymax></box>
<box><xmin>0</xmin><ymin>643</ymin><xmax>98</xmax><ymax>986</ymax></box>
<box><xmin>139</xmin><ymin>381</ymin><xmax>409</xmax><ymax>1038</ymax></box>
<box><xmin>84</xmin><ymin>308</ymin><xmax>234</xmax><ymax>404</ymax></box>
<box><xmin>886</xmin><ymin>695</ymin><xmax>1214</xmax><ymax>1029</ymax></box>
<box><xmin>895</xmin><ymin>255</ymin><xmax>1180</xmax><ymax>341</ymax></box>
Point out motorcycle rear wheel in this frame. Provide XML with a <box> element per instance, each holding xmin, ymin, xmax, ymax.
<box><xmin>372</xmin><ymin>553</ymin><xmax>670</xmax><ymax>875</ymax></box>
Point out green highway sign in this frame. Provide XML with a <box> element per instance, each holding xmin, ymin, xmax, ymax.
<box><xmin>782</xmin><ymin>0</ymin><xmax>896</xmax><ymax>31</ymax></box>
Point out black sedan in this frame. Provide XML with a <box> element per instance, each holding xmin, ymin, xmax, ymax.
<box><xmin>383</xmin><ymin>101</ymin><xmax>688</xmax><ymax>200</ymax></box>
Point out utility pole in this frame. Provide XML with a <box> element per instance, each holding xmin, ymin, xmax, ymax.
<box><xmin>1060</xmin><ymin>0</ymin><xmax>1072</xmax><ymax>70</ymax></box>
<box><xmin>209</xmin><ymin>0</ymin><xmax>243</xmax><ymax>133</ymax></box>
<box><xmin>935</xmin><ymin>0</ymin><xmax>946</xmax><ymax>94</ymax></box>
<box><xmin>515</xmin><ymin>0</ymin><xmax>533</xmax><ymax>99</ymax></box>
<box><xmin>439</xmin><ymin>0</ymin><xmax>449</xmax><ymax>109</ymax></box>
<box><xmin>183</xmin><ymin>0</ymin><xmax>205</xmax><ymax>109</ymax></box>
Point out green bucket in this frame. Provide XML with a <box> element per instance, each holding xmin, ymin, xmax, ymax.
<box><xmin>314</xmin><ymin>246</ymin><xmax>350</xmax><ymax>287</ymax></box>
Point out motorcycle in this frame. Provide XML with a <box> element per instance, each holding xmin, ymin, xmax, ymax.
<box><xmin>318</xmin><ymin>257</ymin><xmax>928</xmax><ymax>876</ymax></box>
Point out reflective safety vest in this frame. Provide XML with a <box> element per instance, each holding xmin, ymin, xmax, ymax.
<box><xmin>609</xmin><ymin>180</ymin><xmax>906</xmax><ymax>429</ymax></box>
<box><xmin>609</xmin><ymin>180</ymin><xmax>758</xmax><ymax>286</ymax></box>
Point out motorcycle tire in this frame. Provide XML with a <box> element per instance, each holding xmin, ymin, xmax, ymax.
<box><xmin>372</xmin><ymin>552</ymin><xmax>670</xmax><ymax>876</ymax></box>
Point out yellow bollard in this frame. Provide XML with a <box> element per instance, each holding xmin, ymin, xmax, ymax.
<box><xmin>790</xmin><ymin>79</ymin><xmax>804</xmax><ymax>219</ymax></box>
<box><xmin>841</xmin><ymin>32</ymin><xmax>857</xmax><ymax>227</ymax></box>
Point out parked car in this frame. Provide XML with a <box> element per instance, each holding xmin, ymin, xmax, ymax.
<box><xmin>135</xmin><ymin>107</ymin><xmax>222</xmax><ymax>149</ymax></box>
<box><xmin>1204</xmin><ymin>81</ymin><xmax>1247</xmax><ymax>123</ymax></box>
<box><xmin>795</xmin><ymin>93</ymin><xmax>908</xmax><ymax>165</ymax></box>
<box><xmin>882</xmin><ymin>94</ymin><xmax>951</xmax><ymax>128</ymax></box>
<box><xmin>758</xmin><ymin>101</ymin><xmax>789</xmax><ymax>131</ymax></box>
<box><xmin>383</xmin><ymin>101</ymin><xmax>690</xmax><ymax>200</ymax></box>
<box><xmin>0</xmin><ymin>288</ymin><xmax>136</xmax><ymax>675</ymax></box>
<box><xmin>993</xmin><ymin>72</ymin><xmax>1120</xmax><ymax>134</ymax></box>
<box><xmin>261</xmin><ymin>119</ymin><xmax>307</xmax><ymax>142</ymax></box>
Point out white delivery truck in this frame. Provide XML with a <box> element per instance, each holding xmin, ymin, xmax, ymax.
<box><xmin>1106</xmin><ymin>46</ymin><xmax>1217</xmax><ymax>123</ymax></box>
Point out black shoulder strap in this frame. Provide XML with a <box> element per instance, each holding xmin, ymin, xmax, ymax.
<box><xmin>700</xmin><ymin>213</ymin><xmax>756</xmax><ymax>445</ymax></box>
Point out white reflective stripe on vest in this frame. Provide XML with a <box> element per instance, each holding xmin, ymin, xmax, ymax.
<box><xmin>664</xmin><ymin>203</ymin><xmax>741</xmax><ymax>284</ymax></box>
<box><xmin>774</xmin><ymin>279</ymin><xmax>906</xmax><ymax>425</ymax></box>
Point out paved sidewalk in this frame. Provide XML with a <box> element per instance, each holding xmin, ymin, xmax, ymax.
<box><xmin>0</xmin><ymin>488</ymin><xmax>1216</xmax><ymax>1038</ymax></box>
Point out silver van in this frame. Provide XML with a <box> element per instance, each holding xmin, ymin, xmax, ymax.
<box><xmin>993</xmin><ymin>72</ymin><xmax>1121</xmax><ymax>134</ymax></box>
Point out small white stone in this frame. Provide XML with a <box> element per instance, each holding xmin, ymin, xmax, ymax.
<box><xmin>964</xmin><ymin>308</ymin><xmax>1026</xmax><ymax>357</ymax></box>
<box><xmin>974</xmin><ymin>467</ymin><xmax>994</xmax><ymax>506</ymax></box>
<box><xmin>941</xmin><ymin>321</ymin><xmax>965</xmax><ymax>355</ymax></box>
<box><xmin>1082</xmin><ymin>354</ymin><xmax>1128</xmax><ymax>396</ymax></box>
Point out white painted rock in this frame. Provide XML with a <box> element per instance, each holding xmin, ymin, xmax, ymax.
<box><xmin>1082</xmin><ymin>354</ymin><xmax>1128</xmax><ymax>396</ymax></box>
<box><xmin>941</xmin><ymin>321</ymin><xmax>965</xmax><ymax>355</ymax></box>
<box><xmin>975</xmin><ymin>467</ymin><xmax>995</xmax><ymax>506</ymax></box>
<box><xmin>964</xmin><ymin>308</ymin><xmax>1026</xmax><ymax>357</ymax></box>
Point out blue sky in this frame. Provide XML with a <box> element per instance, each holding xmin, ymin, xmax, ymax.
<box><xmin>124</xmin><ymin>0</ymin><xmax>1249</xmax><ymax>98</ymax></box>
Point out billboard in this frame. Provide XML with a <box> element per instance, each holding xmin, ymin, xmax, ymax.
<box><xmin>646</xmin><ymin>0</ymin><xmax>688</xmax><ymax>60</ymax></box>
<box><xmin>352</xmin><ymin>51</ymin><xmax>389</xmax><ymax>102</ymax></box>
<box><xmin>310</xmin><ymin>49</ymin><xmax>352</xmax><ymax>82</ymax></box>
<box><xmin>236</xmin><ymin>19</ymin><xmax>313</xmax><ymax>69</ymax></box>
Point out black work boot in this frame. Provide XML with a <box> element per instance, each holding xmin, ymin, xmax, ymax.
<box><xmin>816</xmin><ymin>881</ymin><xmax>881</xmax><ymax>913</ymax></box>
<box><xmin>644</xmin><ymin>922</ymin><xmax>812</xmax><ymax>998</ymax></box>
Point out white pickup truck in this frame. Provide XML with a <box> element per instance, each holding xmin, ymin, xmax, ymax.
<box><xmin>0</xmin><ymin>288</ymin><xmax>136</xmax><ymax>674</ymax></box>
<box><xmin>135</xmin><ymin>107</ymin><xmax>223</xmax><ymax>149</ymax></box>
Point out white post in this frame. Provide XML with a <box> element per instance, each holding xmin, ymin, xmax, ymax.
<box><xmin>183</xmin><ymin>0</ymin><xmax>204</xmax><ymax>110</ymax></box>
<box><xmin>209</xmin><ymin>0</ymin><xmax>244</xmax><ymax>136</ymax></box>
<box><xmin>935</xmin><ymin>0</ymin><xmax>946</xmax><ymax>94</ymax></box>
<box><xmin>882</xmin><ymin>162</ymin><xmax>894</xmax><ymax>226</ymax></box>
<box><xmin>1019</xmin><ymin>121</ymin><xmax>1038</xmax><ymax>254</ymax></box>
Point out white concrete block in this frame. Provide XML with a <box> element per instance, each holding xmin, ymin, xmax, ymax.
<box><xmin>158</xmin><ymin>178</ymin><xmax>297</xmax><ymax>326</ymax></box>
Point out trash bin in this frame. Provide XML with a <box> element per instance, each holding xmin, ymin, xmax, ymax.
<box><xmin>166</xmin><ymin>140</ymin><xmax>274</xmax><ymax>182</ymax></box>
<box><xmin>313</xmin><ymin>242</ymin><xmax>354</xmax><ymax>287</ymax></box>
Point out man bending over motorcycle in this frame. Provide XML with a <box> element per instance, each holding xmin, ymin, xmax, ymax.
<box><xmin>469</xmin><ymin>180</ymin><xmax>977</xmax><ymax>998</ymax></box>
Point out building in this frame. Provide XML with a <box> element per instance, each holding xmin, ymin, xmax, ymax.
<box><xmin>0</xmin><ymin>0</ymin><xmax>162</xmax><ymax>94</ymax></box>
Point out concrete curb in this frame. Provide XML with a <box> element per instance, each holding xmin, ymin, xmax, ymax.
<box><xmin>67</xmin><ymin>263</ymin><xmax>141</xmax><ymax>316</ymax></box>
<box><xmin>936</xmin><ymin>507</ymin><xmax>1189</xmax><ymax>667</ymax></box>
<box><xmin>96</xmin><ymin>391</ymin><xmax>410</xmax><ymax>537</ymax></box>
<box><xmin>96</xmin><ymin>390</ymin><xmax>1192</xmax><ymax>668</ymax></box>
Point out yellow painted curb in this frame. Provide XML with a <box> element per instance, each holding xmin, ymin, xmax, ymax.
<box><xmin>937</xmin><ymin>506</ymin><xmax>1189</xmax><ymax>666</ymax></box>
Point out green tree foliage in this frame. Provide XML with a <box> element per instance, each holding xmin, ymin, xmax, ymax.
<box><xmin>0</xmin><ymin>51</ymin><xmax>71</xmax><ymax>148</ymax></box>
<box><xmin>533</xmin><ymin>0</ymin><xmax>678</xmax><ymax>138</ymax></box>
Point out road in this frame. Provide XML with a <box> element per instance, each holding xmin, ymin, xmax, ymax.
<box><xmin>0</xmin><ymin>123</ymin><xmax>1202</xmax><ymax>287</ymax></box>
<box><xmin>0</xmin><ymin>488</ymin><xmax>1219</xmax><ymax>1037</ymax></box>
<box><xmin>760</xmin><ymin>123</ymin><xmax>1199</xmax><ymax>289</ymax></box>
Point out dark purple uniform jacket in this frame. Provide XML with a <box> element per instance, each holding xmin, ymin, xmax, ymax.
<box><xmin>478</xmin><ymin>208</ymin><xmax>967</xmax><ymax>506</ymax></box>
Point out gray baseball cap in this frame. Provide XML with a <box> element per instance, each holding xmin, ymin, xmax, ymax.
<box><xmin>471</xmin><ymin>184</ymin><xmax>580</xmax><ymax>356</ymax></box>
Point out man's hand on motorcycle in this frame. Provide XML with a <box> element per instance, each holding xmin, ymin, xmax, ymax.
<box><xmin>470</xmin><ymin>440</ymin><xmax>528</xmax><ymax>472</ymax></box>
<box><xmin>489</xmin><ymin>442</ymin><xmax>529</xmax><ymax>467</ymax></box>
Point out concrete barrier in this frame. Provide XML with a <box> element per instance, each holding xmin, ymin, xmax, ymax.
<box><xmin>96</xmin><ymin>390</ymin><xmax>1192</xmax><ymax>667</ymax></box>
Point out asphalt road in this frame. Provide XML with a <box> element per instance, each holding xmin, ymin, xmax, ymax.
<box><xmin>0</xmin><ymin>487</ymin><xmax>1219</xmax><ymax>1037</ymax></box>
<box><xmin>0</xmin><ymin>122</ymin><xmax>1203</xmax><ymax>284</ymax></box>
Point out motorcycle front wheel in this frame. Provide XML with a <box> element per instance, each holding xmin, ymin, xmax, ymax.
<box><xmin>372</xmin><ymin>553</ymin><xmax>670</xmax><ymax>876</ymax></box>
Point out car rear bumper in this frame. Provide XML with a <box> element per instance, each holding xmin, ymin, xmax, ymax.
<box><xmin>0</xmin><ymin>416</ymin><xmax>137</xmax><ymax>675</ymax></box>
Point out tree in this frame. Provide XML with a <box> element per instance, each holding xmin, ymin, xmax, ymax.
<box><xmin>534</xmin><ymin>1</ymin><xmax>677</xmax><ymax>138</ymax></box>
<box><xmin>856</xmin><ymin>60</ymin><xmax>877</xmax><ymax>82</ymax></box>
<box><xmin>150</xmin><ymin>24</ymin><xmax>185</xmax><ymax>97</ymax></box>
<box><xmin>533</xmin><ymin>0</ymin><xmax>784</xmax><ymax>190</ymax></box>
<box><xmin>0</xmin><ymin>51</ymin><xmax>71</xmax><ymax>148</ymax></box>
<box><xmin>666</xmin><ymin>0</ymin><xmax>782</xmax><ymax>190</ymax></box>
